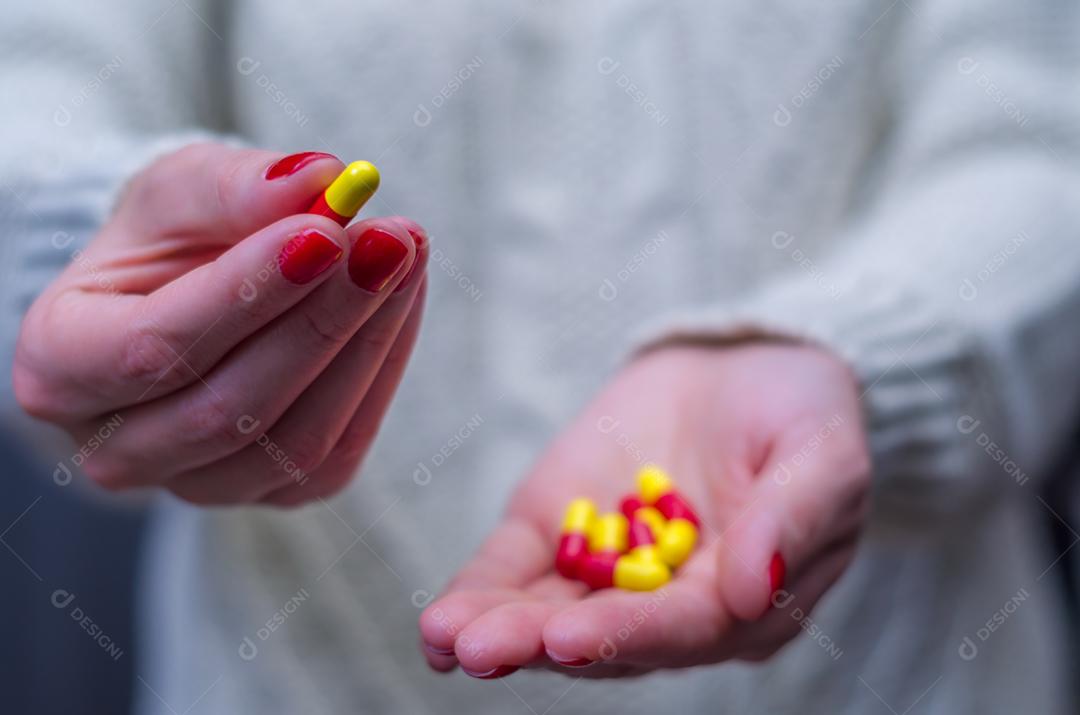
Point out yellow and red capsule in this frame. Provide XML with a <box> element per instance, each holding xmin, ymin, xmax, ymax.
<box><xmin>588</xmin><ymin>513</ymin><xmax>629</xmax><ymax>555</ymax></box>
<box><xmin>555</xmin><ymin>498</ymin><xmax>597</xmax><ymax>579</ymax></box>
<box><xmin>578</xmin><ymin>550</ymin><xmax>671</xmax><ymax>591</ymax></box>
<box><xmin>638</xmin><ymin>466</ymin><xmax>700</xmax><ymax>567</ymax></box>
<box><xmin>307</xmin><ymin>160</ymin><xmax>380</xmax><ymax>226</ymax></box>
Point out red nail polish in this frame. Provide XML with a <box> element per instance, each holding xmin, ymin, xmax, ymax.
<box><xmin>461</xmin><ymin>665</ymin><xmax>519</xmax><ymax>679</ymax></box>
<box><xmin>349</xmin><ymin>227</ymin><xmax>409</xmax><ymax>292</ymax></box>
<box><xmin>278</xmin><ymin>229</ymin><xmax>343</xmax><ymax>284</ymax></box>
<box><xmin>551</xmin><ymin>657</ymin><xmax>594</xmax><ymax>668</ymax></box>
<box><xmin>769</xmin><ymin>552</ymin><xmax>786</xmax><ymax>595</ymax></box>
<box><xmin>265</xmin><ymin>151</ymin><xmax>336</xmax><ymax>180</ymax></box>
<box><xmin>393</xmin><ymin>223</ymin><xmax>428</xmax><ymax>292</ymax></box>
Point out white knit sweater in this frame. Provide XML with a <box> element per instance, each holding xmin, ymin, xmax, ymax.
<box><xmin>2</xmin><ymin>1</ymin><xmax>1079</xmax><ymax>713</ymax></box>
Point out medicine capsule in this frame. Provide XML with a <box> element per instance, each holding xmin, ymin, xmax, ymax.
<box><xmin>307</xmin><ymin>160</ymin><xmax>380</xmax><ymax>226</ymax></box>
<box><xmin>555</xmin><ymin>498</ymin><xmax>597</xmax><ymax>579</ymax></box>
<box><xmin>637</xmin><ymin>465</ymin><xmax>675</xmax><ymax>504</ymax></box>
<box><xmin>578</xmin><ymin>551</ymin><xmax>671</xmax><ymax>591</ymax></box>
<box><xmin>657</xmin><ymin>517</ymin><xmax>698</xmax><ymax>568</ymax></box>
<box><xmin>619</xmin><ymin>495</ymin><xmax>645</xmax><ymax>520</ymax></box>
<box><xmin>620</xmin><ymin>493</ymin><xmax>667</xmax><ymax>538</ymax></box>
<box><xmin>637</xmin><ymin>465</ymin><xmax>701</xmax><ymax>528</ymax></box>
<box><xmin>588</xmin><ymin>513</ymin><xmax>629</xmax><ymax>555</ymax></box>
<box><xmin>627</xmin><ymin>520</ymin><xmax>664</xmax><ymax>564</ymax></box>
<box><xmin>627</xmin><ymin>517</ymin><xmax>656</xmax><ymax>550</ymax></box>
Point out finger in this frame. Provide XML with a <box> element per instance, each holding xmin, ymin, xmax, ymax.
<box><xmin>419</xmin><ymin>517</ymin><xmax>554</xmax><ymax>653</ymax></box>
<box><xmin>718</xmin><ymin>415</ymin><xmax>870</xmax><ymax>621</ymax></box>
<box><xmin>454</xmin><ymin>600</ymin><xmax>561</xmax><ymax>676</ymax></box>
<box><xmin>421</xmin><ymin>641</ymin><xmax>460</xmax><ymax>673</ymax></box>
<box><xmin>419</xmin><ymin>589</ymin><xmax>532</xmax><ymax>657</ymax></box>
<box><xmin>168</xmin><ymin>224</ymin><xmax>428</xmax><ymax>505</ymax></box>
<box><xmin>17</xmin><ymin>212</ymin><xmax>352</xmax><ymax>420</ymax></box>
<box><xmin>77</xmin><ymin>218</ymin><xmax>416</xmax><ymax>489</ymax></box>
<box><xmin>540</xmin><ymin>559</ymin><xmax>736</xmax><ymax>669</ymax></box>
<box><xmin>256</xmin><ymin>224</ymin><xmax>429</xmax><ymax>507</ymax></box>
<box><xmin>114</xmin><ymin>143</ymin><xmax>346</xmax><ymax>241</ymax></box>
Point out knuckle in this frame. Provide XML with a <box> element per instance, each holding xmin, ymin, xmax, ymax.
<box><xmin>297</xmin><ymin>309</ymin><xmax>356</xmax><ymax>353</ymax></box>
<box><xmin>279</xmin><ymin>429</ymin><xmax>336</xmax><ymax>474</ymax></box>
<box><xmin>176</xmin><ymin>392</ymin><xmax>250</xmax><ymax>453</ymax></box>
<box><xmin>13</xmin><ymin>302</ymin><xmax>69</xmax><ymax>420</ymax></box>
<box><xmin>120</xmin><ymin>318</ymin><xmax>189</xmax><ymax>392</ymax></box>
<box><xmin>329</xmin><ymin>422</ymin><xmax>376</xmax><ymax>466</ymax></box>
<box><xmin>355</xmin><ymin>320</ymin><xmax>400</xmax><ymax>352</ymax></box>
<box><xmin>12</xmin><ymin>360</ymin><xmax>61</xmax><ymax>420</ymax></box>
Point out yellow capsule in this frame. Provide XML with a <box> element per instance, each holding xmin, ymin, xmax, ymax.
<box><xmin>588</xmin><ymin>513</ymin><xmax>629</xmax><ymax>553</ymax></box>
<box><xmin>657</xmin><ymin>518</ymin><xmax>698</xmax><ymax>567</ymax></box>
<box><xmin>634</xmin><ymin>506</ymin><xmax>667</xmax><ymax>539</ymax></box>
<box><xmin>627</xmin><ymin>544</ymin><xmax>663</xmax><ymax>563</ymax></box>
<box><xmin>613</xmin><ymin>554</ymin><xmax>671</xmax><ymax>591</ymax></box>
<box><xmin>637</xmin><ymin>465</ymin><xmax>674</xmax><ymax>504</ymax></box>
<box><xmin>561</xmin><ymin>498</ymin><xmax>597</xmax><ymax>533</ymax></box>
<box><xmin>323</xmin><ymin>160</ymin><xmax>380</xmax><ymax>218</ymax></box>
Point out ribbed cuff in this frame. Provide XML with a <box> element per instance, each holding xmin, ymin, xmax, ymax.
<box><xmin>631</xmin><ymin>271</ymin><xmax>1013</xmax><ymax>521</ymax></box>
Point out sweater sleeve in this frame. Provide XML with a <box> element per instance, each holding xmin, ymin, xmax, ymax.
<box><xmin>0</xmin><ymin>0</ymin><xmax>231</xmax><ymax>410</ymax></box>
<box><xmin>636</xmin><ymin>1</ymin><xmax>1080</xmax><ymax>519</ymax></box>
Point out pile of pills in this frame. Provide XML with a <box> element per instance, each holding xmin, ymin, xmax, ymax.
<box><xmin>555</xmin><ymin>465</ymin><xmax>701</xmax><ymax>591</ymax></box>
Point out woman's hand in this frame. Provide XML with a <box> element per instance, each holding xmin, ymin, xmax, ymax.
<box><xmin>420</xmin><ymin>343</ymin><xmax>870</xmax><ymax>677</ymax></box>
<box><xmin>14</xmin><ymin>143</ymin><xmax>428</xmax><ymax>506</ymax></box>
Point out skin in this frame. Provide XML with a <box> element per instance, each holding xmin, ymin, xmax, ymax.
<box><xmin>13</xmin><ymin>142</ymin><xmax>429</xmax><ymax>506</ymax></box>
<box><xmin>420</xmin><ymin>343</ymin><xmax>871</xmax><ymax>677</ymax></box>
<box><xmin>15</xmin><ymin>141</ymin><xmax>870</xmax><ymax>674</ymax></box>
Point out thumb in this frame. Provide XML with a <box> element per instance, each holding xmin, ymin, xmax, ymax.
<box><xmin>716</xmin><ymin>500</ymin><xmax>785</xmax><ymax>622</ymax></box>
<box><xmin>717</xmin><ymin>418</ymin><xmax>869</xmax><ymax>621</ymax></box>
<box><xmin>113</xmin><ymin>143</ymin><xmax>347</xmax><ymax>242</ymax></box>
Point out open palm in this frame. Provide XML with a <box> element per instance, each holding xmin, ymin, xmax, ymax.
<box><xmin>420</xmin><ymin>343</ymin><xmax>870</xmax><ymax>678</ymax></box>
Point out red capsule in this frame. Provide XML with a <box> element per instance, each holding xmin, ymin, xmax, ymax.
<box><xmin>579</xmin><ymin>550</ymin><xmax>671</xmax><ymax>591</ymax></box>
<box><xmin>578</xmin><ymin>552</ymin><xmax>619</xmax><ymax>590</ymax></box>
<box><xmin>556</xmin><ymin>534</ymin><xmax>588</xmax><ymax>579</ymax></box>
<box><xmin>628</xmin><ymin>518</ymin><xmax>656</xmax><ymax>549</ymax></box>
<box><xmin>556</xmin><ymin>498</ymin><xmax>598</xmax><ymax>579</ymax></box>
<box><xmin>619</xmin><ymin>495</ymin><xmax>645</xmax><ymax>521</ymax></box>
<box><xmin>306</xmin><ymin>192</ymin><xmax>351</xmax><ymax>227</ymax></box>
<box><xmin>655</xmin><ymin>491</ymin><xmax>701</xmax><ymax>528</ymax></box>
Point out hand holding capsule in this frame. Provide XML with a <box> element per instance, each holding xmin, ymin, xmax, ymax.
<box><xmin>420</xmin><ymin>343</ymin><xmax>871</xmax><ymax>678</ymax></box>
<box><xmin>14</xmin><ymin>143</ymin><xmax>428</xmax><ymax>505</ymax></box>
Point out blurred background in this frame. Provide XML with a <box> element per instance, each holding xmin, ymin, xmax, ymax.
<box><xmin>2</xmin><ymin>1</ymin><xmax>1080</xmax><ymax>713</ymax></box>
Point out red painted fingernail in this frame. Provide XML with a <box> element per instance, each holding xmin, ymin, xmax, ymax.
<box><xmin>552</xmin><ymin>656</ymin><xmax>594</xmax><ymax>668</ymax></box>
<box><xmin>277</xmin><ymin>229</ymin><xmax>343</xmax><ymax>284</ymax></box>
<box><xmin>393</xmin><ymin>222</ymin><xmax>428</xmax><ymax>292</ymax></box>
<box><xmin>349</xmin><ymin>227</ymin><xmax>409</xmax><ymax>292</ymax></box>
<box><xmin>461</xmin><ymin>665</ymin><xmax>519</xmax><ymax>679</ymax></box>
<box><xmin>769</xmin><ymin>551</ymin><xmax>786</xmax><ymax>595</ymax></box>
<box><xmin>265</xmin><ymin>151</ymin><xmax>336</xmax><ymax>180</ymax></box>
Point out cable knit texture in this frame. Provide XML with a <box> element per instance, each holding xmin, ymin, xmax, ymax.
<box><xmin>1</xmin><ymin>1</ymin><xmax>1079</xmax><ymax>713</ymax></box>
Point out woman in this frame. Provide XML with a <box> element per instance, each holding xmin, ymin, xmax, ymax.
<box><xmin>3</xmin><ymin>0</ymin><xmax>1079</xmax><ymax>712</ymax></box>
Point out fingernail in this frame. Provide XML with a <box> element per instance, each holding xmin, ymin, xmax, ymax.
<box><xmin>461</xmin><ymin>665</ymin><xmax>519</xmax><ymax>680</ymax></box>
<box><xmin>392</xmin><ymin>222</ymin><xmax>428</xmax><ymax>293</ymax></box>
<box><xmin>424</xmin><ymin>643</ymin><xmax>455</xmax><ymax>657</ymax></box>
<box><xmin>768</xmin><ymin>551</ymin><xmax>786</xmax><ymax>595</ymax></box>
<box><xmin>277</xmin><ymin>229</ymin><xmax>343</xmax><ymax>284</ymax></box>
<box><xmin>265</xmin><ymin>151</ymin><xmax>336</xmax><ymax>180</ymax></box>
<box><xmin>349</xmin><ymin>227</ymin><xmax>409</xmax><ymax>292</ymax></box>
<box><xmin>548</xmin><ymin>653</ymin><xmax>594</xmax><ymax>668</ymax></box>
